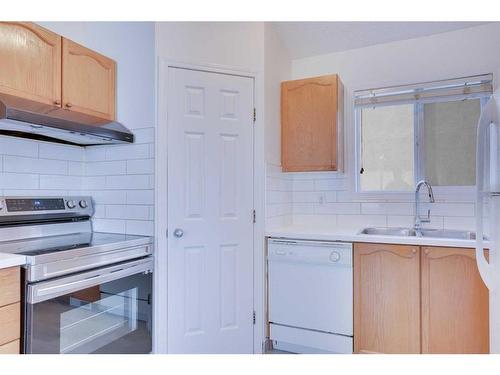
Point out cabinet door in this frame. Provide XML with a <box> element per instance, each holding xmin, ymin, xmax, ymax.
<box><xmin>281</xmin><ymin>74</ymin><xmax>342</xmax><ymax>172</ymax></box>
<box><xmin>0</xmin><ymin>22</ymin><xmax>61</xmax><ymax>105</ymax></box>
<box><xmin>354</xmin><ymin>243</ymin><xmax>421</xmax><ymax>353</ymax></box>
<box><xmin>62</xmin><ymin>38</ymin><xmax>116</xmax><ymax>120</ymax></box>
<box><xmin>421</xmin><ymin>247</ymin><xmax>489</xmax><ymax>353</ymax></box>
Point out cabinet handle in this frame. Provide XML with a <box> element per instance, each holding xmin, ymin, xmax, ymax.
<box><xmin>424</xmin><ymin>248</ymin><xmax>430</xmax><ymax>255</ymax></box>
<box><xmin>65</xmin><ymin>102</ymin><xmax>73</xmax><ymax>108</ymax></box>
<box><xmin>54</xmin><ymin>99</ymin><xmax>61</xmax><ymax>106</ymax></box>
<box><xmin>411</xmin><ymin>248</ymin><xmax>417</xmax><ymax>255</ymax></box>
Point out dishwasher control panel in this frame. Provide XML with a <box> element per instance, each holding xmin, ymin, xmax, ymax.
<box><xmin>268</xmin><ymin>238</ymin><xmax>352</xmax><ymax>267</ymax></box>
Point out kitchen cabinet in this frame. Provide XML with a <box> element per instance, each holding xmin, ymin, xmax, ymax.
<box><xmin>0</xmin><ymin>22</ymin><xmax>117</xmax><ymax>122</ymax></box>
<box><xmin>62</xmin><ymin>38</ymin><xmax>116</xmax><ymax>120</ymax></box>
<box><xmin>354</xmin><ymin>243</ymin><xmax>421</xmax><ymax>354</ymax></box>
<box><xmin>0</xmin><ymin>267</ymin><xmax>21</xmax><ymax>354</ymax></box>
<box><xmin>281</xmin><ymin>74</ymin><xmax>343</xmax><ymax>172</ymax></box>
<box><xmin>0</xmin><ymin>22</ymin><xmax>61</xmax><ymax>106</ymax></box>
<box><xmin>354</xmin><ymin>243</ymin><xmax>489</xmax><ymax>354</ymax></box>
<box><xmin>421</xmin><ymin>246</ymin><xmax>489</xmax><ymax>354</ymax></box>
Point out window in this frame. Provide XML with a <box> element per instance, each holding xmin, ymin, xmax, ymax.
<box><xmin>355</xmin><ymin>75</ymin><xmax>492</xmax><ymax>193</ymax></box>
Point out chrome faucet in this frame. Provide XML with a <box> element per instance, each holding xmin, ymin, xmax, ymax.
<box><xmin>414</xmin><ymin>180</ymin><xmax>435</xmax><ymax>231</ymax></box>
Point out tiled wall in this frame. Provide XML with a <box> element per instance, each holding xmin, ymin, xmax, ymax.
<box><xmin>280</xmin><ymin>173</ymin><xmax>482</xmax><ymax>234</ymax></box>
<box><xmin>85</xmin><ymin>126</ymin><xmax>155</xmax><ymax>236</ymax></box>
<box><xmin>0</xmin><ymin>130</ymin><xmax>155</xmax><ymax>237</ymax></box>
<box><xmin>0</xmin><ymin>135</ymin><xmax>85</xmax><ymax>197</ymax></box>
<box><xmin>265</xmin><ymin>163</ymin><xmax>293</xmax><ymax>229</ymax></box>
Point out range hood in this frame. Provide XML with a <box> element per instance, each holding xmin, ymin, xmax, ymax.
<box><xmin>0</xmin><ymin>93</ymin><xmax>134</xmax><ymax>146</ymax></box>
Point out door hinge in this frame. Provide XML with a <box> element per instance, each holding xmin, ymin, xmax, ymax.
<box><xmin>252</xmin><ymin>209</ymin><xmax>256</xmax><ymax>224</ymax></box>
<box><xmin>253</xmin><ymin>310</ymin><xmax>256</xmax><ymax>325</ymax></box>
<box><xmin>253</xmin><ymin>108</ymin><xmax>256</xmax><ymax>123</ymax></box>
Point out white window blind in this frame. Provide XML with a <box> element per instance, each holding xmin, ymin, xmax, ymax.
<box><xmin>354</xmin><ymin>74</ymin><xmax>493</xmax><ymax>108</ymax></box>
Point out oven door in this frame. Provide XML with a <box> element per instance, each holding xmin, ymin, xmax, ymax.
<box><xmin>25</xmin><ymin>258</ymin><xmax>153</xmax><ymax>354</ymax></box>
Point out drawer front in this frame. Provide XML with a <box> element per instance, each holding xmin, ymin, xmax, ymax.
<box><xmin>0</xmin><ymin>267</ymin><xmax>20</xmax><ymax>306</ymax></box>
<box><xmin>0</xmin><ymin>339</ymin><xmax>20</xmax><ymax>354</ymax></box>
<box><xmin>0</xmin><ymin>303</ymin><xmax>21</xmax><ymax>345</ymax></box>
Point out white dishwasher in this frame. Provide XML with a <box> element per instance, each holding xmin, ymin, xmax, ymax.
<box><xmin>268</xmin><ymin>238</ymin><xmax>353</xmax><ymax>354</ymax></box>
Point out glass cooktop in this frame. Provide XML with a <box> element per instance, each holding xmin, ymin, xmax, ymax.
<box><xmin>0</xmin><ymin>232</ymin><xmax>150</xmax><ymax>257</ymax></box>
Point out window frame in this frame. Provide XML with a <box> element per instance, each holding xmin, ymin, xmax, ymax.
<box><xmin>354</xmin><ymin>95</ymin><xmax>490</xmax><ymax>200</ymax></box>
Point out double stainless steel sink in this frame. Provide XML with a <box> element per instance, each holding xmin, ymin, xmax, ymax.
<box><xmin>359</xmin><ymin>227</ymin><xmax>486</xmax><ymax>240</ymax></box>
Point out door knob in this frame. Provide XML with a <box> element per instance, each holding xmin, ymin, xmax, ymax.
<box><xmin>173</xmin><ymin>228</ymin><xmax>184</xmax><ymax>238</ymax></box>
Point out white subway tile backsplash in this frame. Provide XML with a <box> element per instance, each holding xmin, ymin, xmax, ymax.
<box><xmin>126</xmin><ymin>220</ymin><xmax>154</xmax><ymax>236</ymax></box>
<box><xmin>85</xmin><ymin>146</ymin><xmax>107</xmax><ymax>162</ymax></box>
<box><xmin>336</xmin><ymin>214</ymin><xmax>387</xmax><ymax>229</ymax></box>
<box><xmin>126</xmin><ymin>159</ymin><xmax>154</xmax><ymax>175</ymax></box>
<box><xmin>86</xmin><ymin>161</ymin><xmax>127</xmax><ymax>176</ymax></box>
<box><xmin>314</xmin><ymin>202</ymin><xmax>361</xmax><ymax>215</ymax></box>
<box><xmin>266</xmin><ymin>166</ymin><xmax>478</xmax><ymax>233</ymax></box>
<box><xmin>443</xmin><ymin>216</ymin><xmax>476</xmax><ymax>231</ymax></box>
<box><xmin>292</xmin><ymin>179</ymin><xmax>314</xmax><ymax>191</ymax></box>
<box><xmin>92</xmin><ymin>190</ymin><xmax>128</xmax><ymax>205</ymax></box>
<box><xmin>86</xmin><ymin>176</ymin><xmax>107</xmax><ymax>190</ymax></box>
<box><xmin>40</xmin><ymin>175</ymin><xmax>84</xmax><ymax>190</ymax></box>
<box><xmin>126</xmin><ymin>190</ymin><xmax>154</xmax><ymax>205</ymax></box>
<box><xmin>39</xmin><ymin>143</ymin><xmax>84</xmax><ymax>162</ymax></box>
<box><xmin>68</xmin><ymin>161</ymin><xmax>86</xmax><ymax>176</ymax></box>
<box><xmin>92</xmin><ymin>218</ymin><xmax>127</xmax><ymax>233</ymax></box>
<box><xmin>361</xmin><ymin>202</ymin><xmax>414</xmax><ymax>216</ymax></box>
<box><xmin>314</xmin><ymin>178</ymin><xmax>347</xmax><ymax>191</ymax></box>
<box><xmin>292</xmin><ymin>191</ymin><xmax>324</xmax><ymax>203</ymax></box>
<box><xmin>0</xmin><ymin>136</ymin><xmax>38</xmax><ymax>157</ymax></box>
<box><xmin>106</xmin><ymin>205</ymin><xmax>151</xmax><ymax>220</ymax></box>
<box><xmin>105</xmin><ymin>144</ymin><xmax>150</xmax><ymax>161</ymax></box>
<box><xmin>2</xmin><ymin>189</ymin><xmax>68</xmax><ymax>197</ymax></box>
<box><xmin>3</xmin><ymin>155</ymin><xmax>68</xmax><ymax>175</ymax></box>
<box><xmin>0</xmin><ymin>173</ymin><xmax>39</xmax><ymax>189</ymax></box>
<box><xmin>106</xmin><ymin>175</ymin><xmax>151</xmax><ymax>190</ymax></box>
<box><xmin>426</xmin><ymin>202</ymin><xmax>475</xmax><ymax>217</ymax></box>
<box><xmin>268</xmin><ymin>190</ymin><xmax>292</xmax><ymax>204</ymax></box>
<box><xmin>292</xmin><ymin>203</ymin><xmax>315</xmax><ymax>215</ymax></box>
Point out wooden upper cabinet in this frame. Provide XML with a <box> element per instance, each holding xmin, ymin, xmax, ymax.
<box><xmin>0</xmin><ymin>22</ymin><xmax>61</xmax><ymax>106</ymax></box>
<box><xmin>62</xmin><ymin>38</ymin><xmax>116</xmax><ymax>120</ymax></box>
<box><xmin>281</xmin><ymin>74</ymin><xmax>343</xmax><ymax>172</ymax></box>
<box><xmin>421</xmin><ymin>247</ymin><xmax>489</xmax><ymax>354</ymax></box>
<box><xmin>354</xmin><ymin>243</ymin><xmax>421</xmax><ymax>354</ymax></box>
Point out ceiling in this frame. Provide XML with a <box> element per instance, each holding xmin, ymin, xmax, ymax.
<box><xmin>272</xmin><ymin>22</ymin><xmax>490</xmax><ymax>59</ymax></box>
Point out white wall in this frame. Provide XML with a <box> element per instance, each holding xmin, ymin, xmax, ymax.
<box><xmin>156</xmin><ymin>22</ymin><xmax>264</xmax><ymax>72</ymax></box>
<box><xmin>267</xmin><ymin>23</ymin><xmax>500</xmax><ymax>231</ymax></box>
<box><xmin>38</xmin><ymin>22</ymin><xmax>156</xmax><ymax>236</ymax></box>
<box><xmin>263</xmin><ymin>24</ymin><xmax>293</xmax><ymax>229</ymax></box>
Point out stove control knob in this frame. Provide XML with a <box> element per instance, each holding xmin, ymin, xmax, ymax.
<box><xmin>0</xmin><ymin>200</ymin><xmax>4</xmax><ymax>211</ymax></box>
<box><xmin>79</xmin><ymin>200</ymin><xmax>88</xmax><ymax>209</ymax></box>
<box><xmin>66</xmin><ymin>200</ymin><xmax>76</xmax><ymax>209</ymax></box>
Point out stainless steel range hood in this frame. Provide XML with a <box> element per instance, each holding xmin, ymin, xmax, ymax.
<box><xmin>0</xmin><ymin>93</ymin><xmax>134</xmax><ymax>146</ymax></box>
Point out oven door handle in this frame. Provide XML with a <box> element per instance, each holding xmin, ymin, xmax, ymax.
<box><xmin>27</xmin><ymin>258</ymin><xmax>153</xmax><ymax>304</ymax></box>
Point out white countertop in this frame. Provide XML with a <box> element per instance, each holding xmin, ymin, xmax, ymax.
<box><xmin>0</xmin><ymin>253</ymin><xmax>26</xmax><ymax>269</ymax></box>
<box><xmin>266</xmin><ymin>225</ymin><xmax>485</xmax><ymax>249</ymax></box>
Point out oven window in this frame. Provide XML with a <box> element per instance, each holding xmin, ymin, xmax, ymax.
<box><xmin>26</xmin><ymin>272</ymin><xmax>152</xmax><ymax>354</ymax></box>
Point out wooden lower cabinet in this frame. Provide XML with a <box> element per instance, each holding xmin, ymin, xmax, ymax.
<box><xmin>421</xmin><ymin>247</ymin><xmax>489</xmax><ymax>354</ymax></box>
<box><xmin>354</xmin><ymin>243</ymin><xmax>421</xmax><ymax>353</ymax></box>
<box><xmin>354</xmin><ymin>243</ymin><xmax>489</xmax><ymax>354</ymax></box>
<box><xmin>0</xmin><ymin>267</ymin><xmax>21</xmax><ymax>354</ymax></box>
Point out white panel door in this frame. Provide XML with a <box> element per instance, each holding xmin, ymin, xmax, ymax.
<box><xmin>167</xmin><ymin>67</ymin><xmax>254</xmax><ymax>353</ymax></box>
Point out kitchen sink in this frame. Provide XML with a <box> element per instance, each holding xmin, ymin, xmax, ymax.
<box><xmin>359</xmin><ymin>227</ymin><xmax>488</xmax><ymax>240</ymax></box>
<box><xmin>359</xmin><ymin>227</ymin><xmax>416</xmax><ymax>237</ymax></box>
